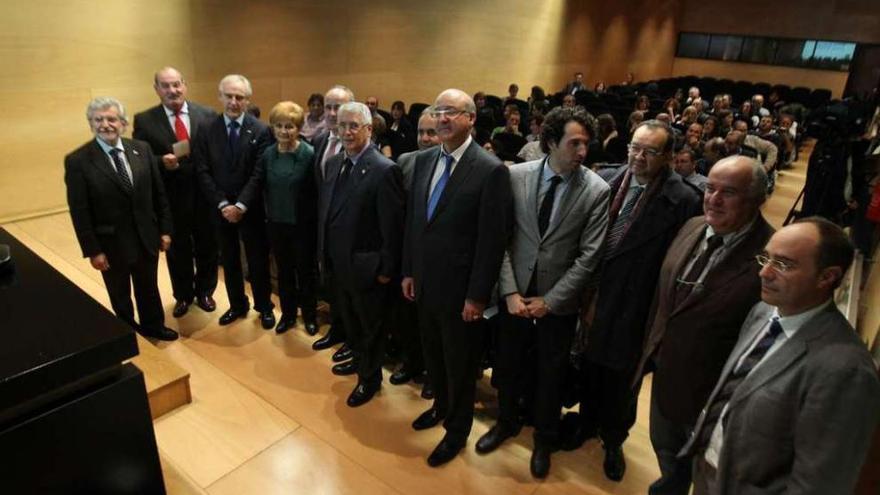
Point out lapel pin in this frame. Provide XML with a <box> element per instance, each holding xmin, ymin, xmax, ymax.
<box><xmin>132</xmin><ymin>149</ymin><xmax>140</xmax><ymax>155</ymax></box>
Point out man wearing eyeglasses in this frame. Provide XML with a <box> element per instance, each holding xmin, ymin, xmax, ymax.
<box><xmin>322</xmin><ymin>102</ymin><xmax>405</xmax><ymax>407</ymax></box>
<box><xmin>402</xmin><ymin>88</ymin><xmax>512</xmax><ymax>467</ymax></box>
<box><xmin>194</xmin><ymin>74</ymin><xmax>274</xmax><ymax>329</ymax></box>
<box><xmin>634</xmin><ymin>155</ymin><xmax>774</xmax><ymax>494</ymax></box>
<box><xmin>563</xmin><ymin>120</ymin><xmax>702</xmax><ymax>481</ymax></box>
<box><xmin>682</xmin><ymin>217</ymin><xmax>880</xmax><ymax>495</ymax></box>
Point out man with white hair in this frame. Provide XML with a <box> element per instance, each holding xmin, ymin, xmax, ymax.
<box><xmin>65</xmin><ymin>96</ymin><xmax>176</xmax><ymax>341</ymax></box>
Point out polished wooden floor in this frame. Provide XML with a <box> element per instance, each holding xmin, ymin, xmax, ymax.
<box><xmin>3</xmin><ymin>148</ymin><xmax>808</xmax><ymax>494</ymax></box>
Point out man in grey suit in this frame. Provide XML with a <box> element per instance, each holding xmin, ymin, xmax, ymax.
<box><xmin>475</xmin><ymin>106</ymin><xmax>610</xmax><ymax>478</ymax></box>
<box><xmin>683</xmin><ymin>217</ymin><xmax>880</xmax><ymax>495</ymax></box>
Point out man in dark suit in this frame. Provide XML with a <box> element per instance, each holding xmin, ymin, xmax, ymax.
<box><xmin>194</xmin><ymin>74</ymin><xmax>274</xmax><ymax>329</ymax></box>
<box><xmin>476</xmin><ymin>106</ymin><xmax>611</xmax><ymax>478</ymax></box>
<box><xmin>635</xmin><ymin>156</ymin><xmax>774</xmax><ymax>494</ymax></box>
<box><xmin>564</xmin><ymin>120</ymin><xmax>702</xmax><ymax>481</ymax></box>
<box><xmin>312</xmin><ymin>85</ymin><xmax>355</xmax><ymax>357</ymax></box>
<box><xmin>562</xmin><ymin>72</ymin><xmax>586</xmax><ymax>96</ymax></box>
<box><xmin>133</xmin><ymin>67</ymin><xmax>218</xmax><ymax>318</ymax></box>
<box><xmin>322</xmin><ymin>102</ymin><xmax>405</xmax><ymax>407</ymax></box>
<box><xmin>683</xmin><ymin>217</ymin><xmax>880</xmax><ymax>495</ymax></box>
<box><xmin>402</xmin><ymin>88</ymin><xmax>512</xmax><ymax>467</ymax></box>
<box><xmin>65</xmin><ymin>97</ymin><xmax>177</xmax><ymax>341</ymax></box>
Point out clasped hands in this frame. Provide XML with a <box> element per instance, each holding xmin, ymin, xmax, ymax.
<box><xmin>506</xmin><ymin>293</ymin><xmax>549</xmax><ymax>318</ymax></box>
<box><xmin>221</xmin><ymin>205</ymin><xmax>244</xmax><ymax>223</ymax></box>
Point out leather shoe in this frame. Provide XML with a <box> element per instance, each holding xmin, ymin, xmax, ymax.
<box><xmin>260</xmin><ymin>310</ymin><xmax>276</xmax><ymax>330</ymax></box>
<box><xmin>421</xmin><ymin>382</ymin><xmax>434</xmax><ymax>400</ymax></box>
<box><xmin>475</xmin><ymin>423</ymin><xmax>520</xmax><ymax>454</ymax></box>
<box><xmin>196</xmin><ymin>295</ymin><xmax>216</xmax><ymax>312</ymax></box>
<box><xmin>304</xmin><ymin>320</ymin><xmax>319</xmax><ymax>336</ymax></box>
<box><xmin>312</xmin><ymin>331</ymin><xmax>345</xmax><ymax>351</ymax></box>
<box><xmin>389</xmin><ymin>367</ymin><xmax>416</xmax><ymax>385</ymax></box>
<box><xmin>427</xmin><ymin>435</ymin><xmax>465</xmax><ymax>467</ymax></box>
<box><xmin>219</xmin><ymin>307</ymin><xmax>248</xmax><ymax>325</ymax></box>
<box><xmin>275</xmin><ymin>317</ymin><xmax>296</xmax><ymax>335</ymax></box>
<box><xmin>331</xmin><ymin>359</ymin><xmax>358</xmax><ymax>376</ymax></box>
<box><xmin>346</xmin><ymin>381</ymin><xmax>380</xmax><ymax>407</ymax></box>
<box><xmin>172</xmin><ymin>300</ymin><xmax>190</xmax><ymax>318</ymax></box>
<box><xmin>332</xmin><ymin>344</ymin><xmax>352</xmax><ymax>363</ymax></box>
<box><xmin>530</xmin><ymin>444</ymin><xmax>553</xmax><ymax>478</ymax></box>
<box><xmin>412</xmin><ymin>407</ymin><xmax>444</xmax><ymax>431</ymax></box>
<box><xmin>139</xmin><ymin>326</ymin><xmax>179</xmax><ymax>342</ymax></box>
<box><xmin>603</xmin><ymin>445</ymin><xmax>626</xmax><ymax>482</ymax></box>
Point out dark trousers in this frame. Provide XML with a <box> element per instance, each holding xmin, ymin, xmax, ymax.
<box><xmin>268</xmin><ymin>222</ymin><xmax>317</xmax><ymax>321</ymax></box>
<box><xmin>496</xmin><ymin>310</ymin><xmax>577</xmax><ymax>446</ymax></box>
<box><xmin>649</xmin><ymin>378</ymin><xmax>695</xmax><ymax>495</ymax></box>
<box><xmin>217</xmin><ymin>212</ymin><xmax>273</xmax><ymax>312</ymax></box>
<box><xmin>318</xmin><ymin>265</ymin><xmax>347</xmax><ymax>341</ymax></box>
<box><xmin>389</xmin><ymin>291</ymin><xmax>424</xmax><ymax>373</ymax></box>
<box><xmin>102</xmin><ymin>247</ymin><xmax>165</xmax><ymax>333</ymax></box>
<box><xmin>166</xmin><ymin>197</ymin><xmax>217</xmax><ymax>302</ymax></box>
<box><xmin>578</xmin><ymin>360</ymin><xmax>640</xmax><ymax>448</ymax></box>
<box><xmin>419</xmin><ymin>303</ymin><xmax>486</xmax><ymax>442</ymax></box>
<box><xmin>334</xmin><ymin>280</ymin><xmax>388</xmax><ymax>384</ymax></box>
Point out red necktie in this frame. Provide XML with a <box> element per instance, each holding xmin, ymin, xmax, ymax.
<box><xmin>174</xmin><ymin>110</ymin><xmax>189</xmax><ymax>141</ymax></box>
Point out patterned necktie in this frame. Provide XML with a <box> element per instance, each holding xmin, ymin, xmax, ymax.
<box><xmin>672</xmin><ymin>234</ymin><xmax>724</xmax><ymax>307</ymax></box>
<box><xmin>696</xmin><ymin>318</ymin><xmax>785</xmax><ymax>450</ymax></box>
<box><xmin>538</xmin><ymin>176</ymin><xmax>563</xmax><ymax>236</ymax></box>
<box><xmin>109</xmin><ymin>149</ymin><xmax>133</xmax><ymax>192</ymax></box>
<box><xmin>427</xmin><ymin>152</ymin><xmax>454</xmax><ymax>220</ymax></box>
<box><xmin>604</xmin><ymin>185</ymin><xmax>644</xmax><ymax>256</ymax></box>
<box><xmin>228</xmin><ymin>120</ymin><xmax>240</xmax><ymax>154</ymax></box>
<box><xmin>174</xmin><ymin>110</ymin><xmax>189</xmax><ymax>141</ymax></box>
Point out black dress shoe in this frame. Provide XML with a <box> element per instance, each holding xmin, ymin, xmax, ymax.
<box><xmin>312</xmin><ymin>332</ymin><xmax>345</xmax><ymax>351</ymax></box>
<box><xmin>389</xmin><ymin>367</ymin><xmax>415</xmax><ymax>385</ymax></box>
<box><xmin>172</xmin><ymin>300</ymin><xmax>190</xmax><ymax>318</ymax></box>
<box><xmin>427</xmin><ymin>435</ymin><xmax>465</xmax><ymax>467</ymax></box>
<box><xmin>304</xmin><ymin>320</ymin><xmax>318</xmax><ymax>336</ymax></box>
<box><xmin>475</xmin><ymin>423</ymin><xmax>520</xmax><ymax>454</ymax></box>
<box><xmin>530</xmin><ymin>444</ymin><xmax>553</xmax><ymax>479</ymax></box>
<box><xmin>603</xmin><ymin>445</ymin><xmax>626</xmax><ymax>482</ymax></box>
<box><xmin>346</xmin><ymin>381</ymin><xmax>380</xmax><ymax>407</ymax></box>
<box><xmin>260</xmin><ymin>310</ymin><xmax>276</xmax><ymax>329</ymax></box>
<box><xmin>219</xmin><ymin>307</ymin><xmax>248</xmax><ymax>325</ymax></box>
<box><xmin>412</xmin><ymin>408</ymin><xmax>444</xmax><ymax>431</ymax></box>
<box><xmin>332</xmin><ymin>344</ymin><xmax>352</xmax><ymax>363</ymax></box>
<box><xmin>275</xmin><ymin>317</ymin><xmax>296</xmax><ymax>335</ymax></box>
<box><xmin>196</xmin><ymin>295</ymin><xmax>216</xmax><ymax>312</ymax></box>
<box><xmin>139</xmin><ymin>326</ymin><xmax>179</xmax><ymax>342</ymax></box>
<box><xmin>420</xmin><ymin>382</ymin><xmax>434</xmax><ymax>400</ymax></box>
<box><xmin>331</xmin><ymin>359</ymin><xmax>358</xmax><ymax>376</ymax></box>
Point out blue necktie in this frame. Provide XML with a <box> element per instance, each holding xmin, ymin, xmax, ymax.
<box><xmin>427</xmin><ymin>152</ymin><xmax>454</xmax><ymax>220</ymax></box>
<box><xmin>228</xmin><ymin>120</ymin><xmax>240</xmax><ymax>154</ymax></box>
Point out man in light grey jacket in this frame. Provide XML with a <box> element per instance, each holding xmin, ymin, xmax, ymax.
<box><xmin>475</xmin><ymin>106</ymin><xmax>610</xmax><ymax>478</ymax></box>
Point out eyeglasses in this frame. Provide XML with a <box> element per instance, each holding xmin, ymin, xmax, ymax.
<box><xmin>429</xmin><ymin>109</ymin><xmax>468</xmax><ymax>119</ymax></box>
<box><xmin>336</xmin><ymin>122</ymin><xmax>366</xmax><ymax>132</ymax></box>
<box><xmin>627</xmin><ymin>143</ymin><xmax>662</xmax><ymax>158</ymax></box>
<box><xmin>755</xmin><ymin>254</ymin><xmax>795</xmax><ymax>273</ymax></box>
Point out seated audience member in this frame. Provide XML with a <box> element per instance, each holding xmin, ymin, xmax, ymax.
<box><xmin>627</xmin><ymin>110</ymin><xmax>646</xmax><ymax>138</ymax></box>
<box><xmin>674</xmin><ymin>106</ymin><xmax>698</xmax><ymax>132</ymax></box>
<box><xmin>387</xmin><ymin>100</ymin><xmax>417</xmax><ymax>160</ymax></box>
<box><xmin>778</xmin><ymin>113</ymin><xmax>797</xmax><ymax>166</ymax></box>
<box><xmin>563</xmin><ymin>72</ymin><xmax>586</xmax><ymax>95</ymax></box>
<box><xmin>246</xmin><ymin>102</ymin><xmax>261</xmax><ymax>119</ymax></box>
<box><xmin>673</xmin><ymin>147</ymin><xmax>708</xmax><ymax>192</ymax></box>
<box><xmin>261</xmin><ymin>101</ymin><xmax>318</xmax><ymax>335</ymax></box>
<box><xmin>719</xmin><ymin>94</ymin><xmax>732</xmax><ymax>110</ymax></box>
<box><xmin>709</xmin><ymin>95</ymin><xmax>724</xmax><ymax>116</ymax></box>
<box><xmin>478</xmin><ymin>106</ymin><xmax>610</xmax><ymax>478</ymax></box>
<box><xmin>684</xmin><ymin>217</ymin><xmax>880</xmax><ymax>495</ymax></box>
<box><xmin>505</xmin><ymin>83</ymin><xmax>520</xmax><ymax>104</ymax></box>
<box><xmin>692</xmin><ymin>99</ymin><xmax>708</xmax><ymax>122</ymax></box>
<box><xmin>492</xmin><ymin>111</ymin><xmax>522</xmax><ymax>138</ymax></box>
<box><xmin>637</xmin><ymin>156</ymin><xmax>774</xmax><ymax>495</ymax></box>
<box><xmin>755</xmin><ymin>115</ymin><xmax>784</xmax><ymax>172</ymax></box>
<box><xmin>686</xmin><ymin>86</ymin><xmax>701</xmax><ymax>105</ymax></box>
<box><xmin>736</xmin><ymin>101</ymin><xmax>753</xmax><ymax>128</ymax></box>
<box><xmin>597</xmin><ymin>113</ymin><xmax>627</xmax><ymax>164</ymax></box>
<box><xmin>594</xmin><ymin>81</ymin><xmax>607</xmax><ymax>94</ymax></box>
<box><xmin>372</xmin><ymin>113</ymin><xmax>393</xmax><ymax>158</ymax></box>
<box><xmin>301</xmin><ymin>93</ymin><xmax>326</xmax><ymax>141</ymax></box>
<box><xmin>622</xmin><ymin>72</ymin><xmax>635</xmax><ymax>85</ymax></box>
<box><xmin>701</xmin><ymin>116</ymin><xmax>719</xmax><ymax>140</ymax></box>
<box><xmin>528</xmin><ymin>86</ymin><xmax>548</xmax><ymax>116</ymax></box>
<box><xmin>723</xmin><ymin>130</ymin><xmax>759</xmax><ymax>162</ymax></box>
<box><xmin>684</xmin><ymin>122</ymin><xmax>704</xmax><ymax>158</ymax></box>
<box><xmin>474</xmin><ymin>91</ymin><xmax>496</xmax><ymax>132</ymax></box>
<box><xmin>698</xmin><ymin>137</ymin><xmax>725</xmax><ymax>176</ymax></box>
<box><xmin>716</xmin><ymin>110</ymin><xmax>734</xmax><ymax>137</ymax></box>
<box><xmin>562</xmin><ymin>94</ymin><xmax>576</xmax><ymax>108</ymax></box>
<box><xmin>635</xmin><ymin>95</ymin><xmax>650</xmax><ymax>112</ymax></box>
<box><xmin>525</xmin><ymin>114</ymin><xmax>543</xmax><ymax>142</ymax></box>
<box><xmin>733</xmin><ymin>120</ymin><xmax>777</xmax><ymax>176</ymax></box>
<box><xmin>664</xmin><ymin>98</ymin><xmax>681</xmax><ymax>121</ymax></box>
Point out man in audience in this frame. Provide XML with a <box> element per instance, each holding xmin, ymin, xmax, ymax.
<box><xmin>636</xmin><ymin>156</ymin><xmax>774</xmax><ymax>494</ymax></box>
<box><xmin>673</xmin><ymin>148</ymin><xmax>708</xmax><ymax>192</ymax></box>
<box><xmin>133</xmin><ymin>67</ymin><xmax>218</xmax><ymax>318</ymax></box>
<box><xmin>685</xmin><ymin>122</ymin><xmax>704</xmax><ymax>159</ymax></box>
<box><xmin>563</xmin><ymin>120</ymin><xmax>702</xmax><ymax>482</ymax></box>
<box><xmin>492</xmin><ymin>111</ymin><xmax>522</xmax><ymax>138</ymax></box>
<box><xmin>402</xmin><ymin>88</ymin><xmax>512</xmax><ymax>467</ymax></box>
<box><xmin>562</xmin><ymin>94</ymin><xmax>576</xmax><ymax>108</ymax></box>
<box><xmin>476</xmin><ymin>106</ymin><xmax>610</xmax><ymax>478</ymax></box>
<box><xmin>194</xmin><ymin>74</ymin><xmax>274</xmax><ymax>329</ymax></box>
<box><xmin>683</xmin><ymin>217</ymin><xmax>880</xmax><ymax>495</ymax></box>
<box><xmin>732</xmin><ymin>120</ymin><xmax>777</xmax><ymax>175</ymax></box>
<box><xmin>751</xmin><ymin>94</ymin><xmax>770</xmax><ymax>118</ymax></box>
<box><xmin>65</xmin><ymin>96</ymin><xmax>176</xmax><ymax>341</ymax></box>
<box><xmin>322</xmin><ymin>102</ymin><xmax>405</xmax><ymax>407</ymax></box>
<box><xmin>685</xmin><ymin>86</ymin><xmax>700</xmax><ymax>105</ymax></box>
<box><xmin>365</xmin><ymin>95</ymin><xmax>392</xmax><ymax>126</ymax></box>
<box><xmin>722</xmin><ymin>130</ymin><xmax>758</xmax><ymax>162</ymax></box>
<box><xmin>563</xmin><ymin>72</ymin><xmax>586</xmax><ymax>95</ymax></box>
<box><xmin>698</xmin><ymin>137</ymin><xmax>725</xmax><ymax>176</ymax></box>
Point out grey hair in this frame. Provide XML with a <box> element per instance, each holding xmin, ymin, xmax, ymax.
<box><xmin>338</xmin><ymin>102</ymin><xmax>372</xmax><ymax>126</ymax></box>
<box><xmin>218</xmin><ymin>74</ymin><xmax>253</xmax><ymax>96</ymax></box>
<box><xmin>715</xmin><ymin>155</ymin><xmax>768</xmax><ymax>205</ymax></box>
<box><xmin>421</xmin><ymin>105</ymin><xmax>435</xmax><ymax>117</ymax></box>
<box><xmin>86</xmin><ymin>96</ymin><xmax>127</xmax><ymax>123</ymax></box>
<box><xmin>436</xmin><ymin>89</ymin><xmax>476</xmax><ymax>113</ymax></box>
<box><xmin>328</xmin><ymin>84</ymin><xmax>355</xmax><ymax>102</ymax></box>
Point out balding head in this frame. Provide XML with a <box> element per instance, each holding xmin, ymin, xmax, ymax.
<box><xmin>154</xmin><ymin>66</ymin><xmax>187</xmax><ymax>111</ymax></box>
<box><xmin>324</xmin><ymin>85</ymin><xmax>355</xmax><ymax>128</ymax></box>
<box><xmin>433</xmin><ymin>89</ymin><xmax>476</xmax><ymax>150</ymax></box>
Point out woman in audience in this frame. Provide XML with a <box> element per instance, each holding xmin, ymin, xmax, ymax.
<box><xmin>635</xmin><ymin>95</ymin><xmax>650</xmax><ymax>112</ymax></box>
<box><xmin>528</xmin><ymin>86</ymin><xmax>548</xmax><ymax>116</ymax></box>
<box><xmin>702</xmin><ymin>115</ymin><xmax>720</xmax><ymax>140</ymax></box>
<box><xmin>674</xmin><ymin>105</ymin><xmax>698</xmax><ymax>132</ymax></box>
<box><xmin>594</xmin><ymin>81</ymin><xmax>606</xmax><ymax>94</ymax></box>
<box><xmin>372</xmin><ymin>113</ymin><xmax>393</xmax><ymax>158</ymax></box>
<box><xmin>261</xmin><ymin>101</ymin><xmax>318</xmax><ymax>335</ymax></box>
<box><xmin>387</xmin><ymin>100</ymin><xmax>416</xmax><ymax>160</ymax></box>
<box><xmin>300</xmin><ymin>93</ymin><xmax>325</xmax><ymax>141</ymax></box>
<box><xmin>664</xmin><ymin>97</ymin><xmax>680</xmax><ymax>120</ymax></box>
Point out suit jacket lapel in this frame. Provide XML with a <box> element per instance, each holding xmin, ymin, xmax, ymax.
<box><xmin>543</xmin><ymin>166</ymin><xmax>587</xmax><ymax>239</ymax></box>
<box><xmin>89</xmin><ymin>141</ymin><xmax>131</xmax><ymax>194</ymax></box>
<box><xmin>524</xmin><ymin>161</ymin><xmax>541</xmax><ymax>237</ymax></box>
<box><xmin>152</xmin><ymin>105</ymin><xmax>177</xmax><ymax>144</ymax></box>
<box><xmin>123</xmin><ymin>141</ymin><xmax>143</xmax><ymax>192</ymax></box>
<box><xmin>412</xmin><ymin>150</ymin><xmax>435</xmax><ymax>227</ymax></box>
<box><xmin>329</xmin><ymin>150</ymin><xmax>372</xmax><ymax>221</ymax></box>
<box><xmin>427</xmin><ymin>142</ymin><xmax>477</xmax><ymax>226</ymax></box>
<box><xmin>665</xmin><ymin>221</ymin><xmax>705</xmax><ymax>314</ymax></box>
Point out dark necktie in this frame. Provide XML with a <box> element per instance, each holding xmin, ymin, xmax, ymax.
<box><xmin>672</xmin><ymin>234</ymin><xmax>724</xmax><ymax>307</ymax></box>
<box><xmin>538</xmin><ymin>175</ymin><xmax>563</xmax><ymax>236</ymax></box>
<box><xmin>696</xmin><ymin>318</ymin><xmax>784</xmax><ymax>450</ymax></box>
<box><xmin>427</xmin><ymin>152</ymin><xmax>454</xmax><ymax>220</ymax></box>
<box><xmin>330</xmin><ymin>158</ymin><xmax>354</xmax><ymax>213</ymax></box>
<box><xmin>604</xmin><ymin>185</ymin><xmax>644</xmax><ymax>256</ymax></box>
<box><xmin>109</xmin><ymin>149</ymin><xmax>133</xmax><ymax>192</ymax></box>
<box><xmin>228</xmin><ymin>120</ymin><xmax>240</xmax><ymax>154</ymax></box>
<box><xmin>174</xmin><ymin>110</ymin><xmax>189</xmax><ymax>141</ymax></box>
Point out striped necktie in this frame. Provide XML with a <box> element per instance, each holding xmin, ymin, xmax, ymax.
<box><xmin>604</xmin><ymin>185</ymin><xmax>644</xmax><ymax>256</ymax></box>
<box><xmin>109</xmin><ymin>149</ymin><xmax>133</xmax><ymax>192</ymax></box>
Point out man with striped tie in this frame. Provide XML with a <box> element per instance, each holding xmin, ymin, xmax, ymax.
<box><xmin>562</xmin><ymin>120</ymin><xmax>702</xmax><ymax>481</ymax></box>
<box><xmin>682</xmin><ymin>217</ymin><xmax>880</xmax><ymax>495</ymax></box>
